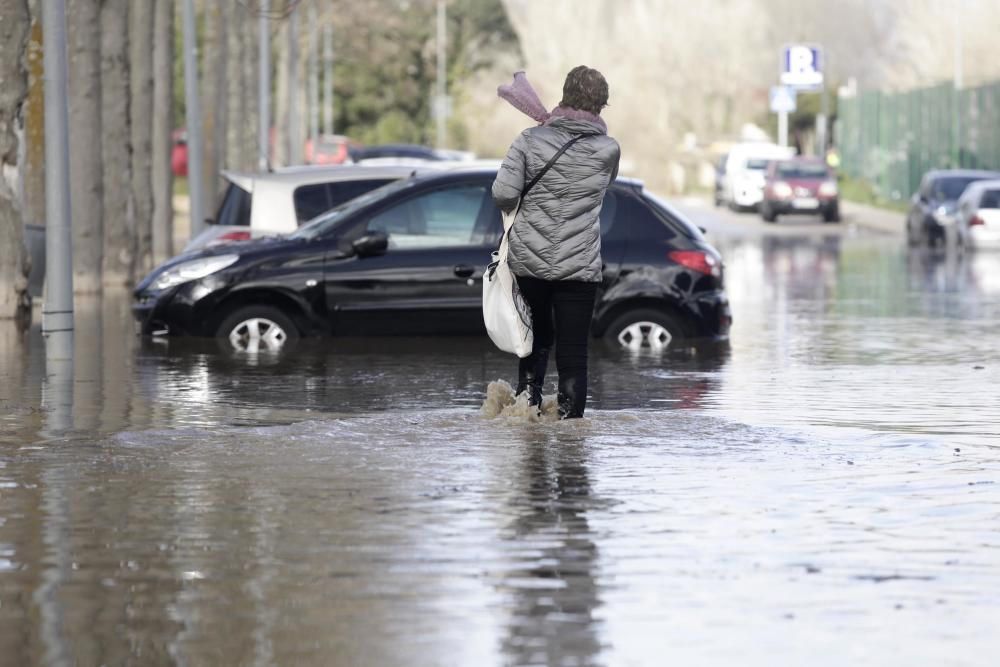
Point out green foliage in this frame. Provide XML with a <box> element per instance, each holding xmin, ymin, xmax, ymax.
<box><xmin>332</xmin><ymin>0</ymin><xmax>519</xmax><ymax>146</ymax></box>
<box><xmin>838</xmin><ymin>174</ymin><xmax>908</xmax><ymax>212</ymax></box>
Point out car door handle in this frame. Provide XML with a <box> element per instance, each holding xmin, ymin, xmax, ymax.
<box><xmin>454</xmin><ymin>264</ymin><xmax>475</xmax><ymax>278</ymax></box>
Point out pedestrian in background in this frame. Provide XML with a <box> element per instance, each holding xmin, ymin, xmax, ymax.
<box><xmin>492</xmin><ymin>66</ymin><xmax>621</xmax><ymax>418</ymax></box>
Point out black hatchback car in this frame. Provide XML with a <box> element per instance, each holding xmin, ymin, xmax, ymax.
<box><xmin>133</xmin><ymin>168</ymin><xmax>731</xmax><ymax>352</ymax></box>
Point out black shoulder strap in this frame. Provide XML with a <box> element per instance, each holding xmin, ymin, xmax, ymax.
<box><xmin>521</xmin><ymin>134</ymin><xmax>585</xmax><ymax>200</ymax></box>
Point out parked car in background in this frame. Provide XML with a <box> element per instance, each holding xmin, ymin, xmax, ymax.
<box><xmin>907</xmin><ymin>169</ymin><xmax>1000</xmax><ymax>247</ymax></box>
<box><xmin>171</xmin><ymin>129</ymin><xmax>188</xmax><ymax>177</ymax></box>
<box><xmin>183</xmin><ymin>164</ymin><xmax>432</xmax><ymax>253</ymax></box>
<box><xmin>304</xmin><ymin>134</ymin><xmax>360</xmax><ymax>165</ymax></box>
<box><xmin>955</xmin><ymin>179</ymin><xmax>1000</xmax><ymax>250</ymax></box>
<box><xmin>713</xmin><ymin>152</ymin><xmax>728</xmax><ymax>207</ymax></box>
<box><xmin>134</xmin><ymin>168</ymin><xmax>731</xmax><ymax>353</ymax></box>
<box><xmin>721</xmin><ymin>142</ymin><xmax>795</xmax><ymax>211</ymax></box>
<box><xmin>760</xmin><ymin>158</ymin><xmax>839</xmax><ymax>223</ymax></box>
<box><xmin>348</xmin><ymin>144</ymin><xmax>461</xmax><ymax>164</ymax></box>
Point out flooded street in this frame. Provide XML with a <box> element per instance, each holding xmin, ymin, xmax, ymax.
<box><xmin>2</xmin><ymin>207</ymin><xmax>999</xmax><ymax>665</ymax></box>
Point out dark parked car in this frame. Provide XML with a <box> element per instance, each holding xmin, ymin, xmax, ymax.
<box><xmin>760</xmin><ymin>158</ymin><xmax>839</xmax><ymax>222</ymax></box>
<box><xmin>907</xmin><ymin>169</ymin><xmax>1000</xmax><ymax>246</ymax></box>
<box><xmin>133</xmin><ymin>169</ymin><xmax>731</xmax><ymax>353</ymax></box>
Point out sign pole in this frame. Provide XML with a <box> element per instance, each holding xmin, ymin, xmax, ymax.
<box><xmin>778</xmin><ymin>110</ymin><xmax>789</xmax><ymax>148</ymax></box>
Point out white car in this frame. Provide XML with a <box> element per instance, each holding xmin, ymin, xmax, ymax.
<box><xmin>722</xmin><ymin>142</ymin><xmax>795</xmax><ymax>211</ymax></box>
<box><xmin>955</xmin><ymin>179</ymin><xmax>1000</xmax><ymax>250</ymax></box>
<box><xmin>184</xmin><ymin>164</ymin><xmax>430</xmax><ymax>253</ymax></box>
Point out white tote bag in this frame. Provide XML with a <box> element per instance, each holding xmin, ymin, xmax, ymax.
<box><xmin>482</xmin><ymin>203</ymin><xmax>534</xmax><ymax>357</ymax></box>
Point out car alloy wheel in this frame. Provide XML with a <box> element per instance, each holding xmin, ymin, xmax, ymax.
<box><xmin>616</xmin><ymin>321</ymin><xmax>673</xmax><ymax>351</ymax></box>
<box><xmin>228</xmin><ymin>317</ymin><xmax>289</xmax><ymax>352</ymax></box>
<box><xmin>216</xmin><ymin>305</ymin><xmax>300</xmax><ymax>353</ymax></box>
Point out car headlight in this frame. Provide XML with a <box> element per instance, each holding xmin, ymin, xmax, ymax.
<box><xmin>772</xmin><ymin>181</ymin><xmax>793</xmax><ymax>198</ymax></box>
<box><xmin>152</xmin><ymin>254</ymin><xmax>240</xmax><ymax>290</ymax></box>
<box><xmin>818</xmin><ymin>181</ymin><xmax>838</xmax><ymax>197</ymax></box>
<box><xmin>932</xmin><ymin>205</ymin><xmax>955</xmax><ymax>225</ymax></box>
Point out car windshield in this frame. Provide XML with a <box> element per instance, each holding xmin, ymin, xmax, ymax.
<box><xmin>289</xmin><ymin>178</ymin><xmax>414</xmax><ymax>240</ymax></box>
<box><xmin>746</xmin><ymin>158</ymin><xmax>770</xmax><ymax>170</ymax></box>
<box><xmin>776</xmin><ymin>163</ymin><xmax>828</xmax><ymax>179</ymax></box>
<box><xmin>981</xmin><ymin>189</ymin><xmax>1000</xmax><ymax>209</ymax></box>
<box><xmin>933</xmin><ymin>176</ymin><xmax>981</xmax><ymax>201</ymax></box>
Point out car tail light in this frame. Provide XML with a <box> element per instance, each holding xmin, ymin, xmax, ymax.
<box><xmin>217</xmin><ymin>231</ymin><xmax>252</xmax><ymax>242</ymax></box>
<box><xmin>970</xmin><ymin>214</ymin><xmax>985</xmax><ymax>226</ymax></box>
<box><xmin>772</xmin><ymin>181</ymin><xmax>793</xmax><ymax>198</ymax></box>
<box><xmin>669</xmin><ymin>250</ymin><xmax>721</xmax><ymax>277</ymax></box>
<box><xmin>819</xmin><ymin>181</ymin><xmax>838</xmax><ymax>197</ymax></box>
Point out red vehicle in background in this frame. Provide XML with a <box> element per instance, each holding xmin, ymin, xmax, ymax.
<box><xmin>172</xmin><ymin>129</ymin><xmax>358</xmax><ymax>176</ymax></box>
<box><xmin>760</xmin><ymin>158</ymin><xmax>840</xmax><ymax>223</ymax></box>
<box><xmin>171</xmin><ymin>129</ymin><xmax>188</xmax><ymax>177</ymax></box>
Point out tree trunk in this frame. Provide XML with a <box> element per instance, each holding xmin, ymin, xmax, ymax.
<box><xmin>67</xmin><ymin>0</ymin><xmax>104</xmax><ymax>293</ymax></box>
<box><xmin>201</xmin><ymin>1</ymin><xmax>228</xmax><ymax>206</ymax></box>
<box><xmin>241</xmin><ymin>2</ymin><xmax>260</xmax><ymax>171</ymax></box>
<box><xmin>23</xmin><ymin>12</ymin><xmax>45</xmax><ymax>232</ymax></box>
<box><xmin>274</xmin><ymin>18</ymin><xmax>289</xmax><ymax>167</ymax></box>
<box><xmin>100</xmin><ymin>0</ymin><xmax>134</xmax><ymax>285</ymax></box>
<box><xmin>151</xmin><ymin>0</ymin><xmax>174</xmax><ymax>264</ymax></box>
<box><xmin>0</xmin><ymin>0</ymin><xmax>31</xmax><ymax>321</ymax></box>
<box><xmin>226</xmin><ymin>1</ymin><xmax>247</xmax><ymax>171</ymax></box>
<box><xmin>129</xmin><ymin>0</ymin><xmax>154</xmax><ymax>278</ymax></box>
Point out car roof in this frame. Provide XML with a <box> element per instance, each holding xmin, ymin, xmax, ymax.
<box><xmin>925</xmin><ymin>169</ymin><xmax>1000</xmax><ymax>180</ymax></box>
<box><xmin>960</xmin><ymin>178</ymin><xmax>1000</xmax><ymax>195</ymax></box>
<box><xmin>399</xmin><ymin>164</ymin><xmax>645</xmax><ymax>191</ymax></box>
<box><xmin>221</xmin><ymin>164</ymin><xmax>441</xmax><ymax>191</ymax></box>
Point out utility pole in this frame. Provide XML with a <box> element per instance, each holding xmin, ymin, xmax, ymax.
<box><xmin>307</xmin><ymin>4</ymin><xmax>319</xmax><ymax>161</ymax></box>
<box><xmin>182</xmin><ymin>0</ymin><xmax>205</xmax><ymax>239</ymax></box>
<box><xmin>258</xmin><ymin>0</ymin><xmax>271</xmax><ymax>170</ymax></box>
<box><xmin>41</xmin><ymin>0</ymin><xmax>74</xmax><ymax>360</ymax></box>
<box><xmin>323</xmin><ymin>24</ymin><xmax>334</xmax><ymax>135</ymax></box>
<box><xmin>435</xmin><ymin>0</ymin><xmax>447</xmax><ymax>149</ymax></box>
<box><xmin>287</xmin><ymin>5</ymin><xmax>301</xmax><ymax>165</ymax></box>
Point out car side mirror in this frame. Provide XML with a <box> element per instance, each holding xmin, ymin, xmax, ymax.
<box><xmin>352</xmin><ymin>231</ymin><xmax>388</xmax><ymax>258</ymax></box>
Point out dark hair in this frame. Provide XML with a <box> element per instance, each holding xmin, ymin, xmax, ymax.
<box><xmin>559</xmin><ymin>66</ymin><xmax>609</xmax><ymax>114</ymax></box>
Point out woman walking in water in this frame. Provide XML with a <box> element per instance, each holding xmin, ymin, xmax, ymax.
<box><xmin>492</xmin><ymin>66</ymin><xmax>621</xmax><ymax>418</ymax></box>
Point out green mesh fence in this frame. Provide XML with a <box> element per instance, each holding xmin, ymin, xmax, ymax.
<box><xmin>837</xmin><ymin>80</ymin><xmax>1000</xmax><ymax>202</ymax></box>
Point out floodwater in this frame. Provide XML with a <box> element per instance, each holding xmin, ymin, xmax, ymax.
<box><xmin>1</xmin><ymin>209</ymin><xmax>999</xmax><ymax>666</ymax></box>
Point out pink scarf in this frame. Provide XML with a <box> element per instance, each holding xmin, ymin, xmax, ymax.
<box><xmin>498</xmin><ymin>71</ymin><xmax>608</xmax><ymax>135</ymax></box>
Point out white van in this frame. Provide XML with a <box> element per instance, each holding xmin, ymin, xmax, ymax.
<box><xmin>722</xmin><ymin>143</ymin><xmax>795</xmax><ymax>211</ymax></box>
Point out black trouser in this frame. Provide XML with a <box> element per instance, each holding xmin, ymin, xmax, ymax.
<box><xmin>515</xmin><ymin>276</ymin><xmax>598</xmax><ymax>418</ymax></box>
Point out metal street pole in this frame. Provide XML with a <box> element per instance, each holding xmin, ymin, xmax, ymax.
<box><xmin>435</xmin><ymin>0</ymin><xmax>447</xmax><ymax>149</ymax></box>
<box><xmin>287</xmin><ymin>5</ymin><xmax>301</xmax><ymax>165</ymax></box>
<box><xmin>40</xmin><ymin>0</ymin><xmax>73</xmax><ymax>360</ymax></box>
<box><xmin>182</xmin><ymin>0</ymin><xmax>205</xmax><ymax>239</ymax></box>
<box><xmin>258</xmin><ymin>0</ymin><xmax>271</xmax><ymax>170</ymax></box>
<box><xmin>307</xmin><ymin>5</ymin><xmax>319</xmax><ymax>161</ymax></box>
<box><xmin>778</xmin><ymin>110</ymin><xmax>788</xmax><ymax>148</ymax></box>
<box><xmin>323</xmin><ymin>25</ymin><xmax>334</xmax><ymax>135</ymax></box>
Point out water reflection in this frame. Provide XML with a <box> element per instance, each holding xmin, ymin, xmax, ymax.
<box><xmin>501</xmin><ymin>432</ymin><xmax>603</xmax><ymax>665</ymax></box>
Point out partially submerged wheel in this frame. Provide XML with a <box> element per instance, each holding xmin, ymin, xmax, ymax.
<box><xmin>216</xmin><ymin>305</ymin><xmax>299</xmax><ymax>353</ymax></box>
<box><xmin>604</xmin><ymin>308</ymin><xmax>685</xmax><ymax>352</ymax></box>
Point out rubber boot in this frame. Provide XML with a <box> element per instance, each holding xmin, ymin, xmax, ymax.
<box><xmin>557</xmin><ymin>372</ymin><xmax>588</xmax><ymax>419</ymax></box>
<box><xmin>516</xmin><ymin>347</ymin><xmax>550</xmax><ymax>408</ymax></box>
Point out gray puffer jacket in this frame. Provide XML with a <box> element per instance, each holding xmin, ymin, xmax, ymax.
<box><xmin>492</xmin><ymin>117</ymin><xmax>620</xmax><ymax>283</ymax></box>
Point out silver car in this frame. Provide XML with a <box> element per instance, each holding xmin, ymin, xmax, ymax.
<box><xmin>955</xmin><ymin>179</ymin><xmax>1000</xmax><ymax>250</ymax></box>
<box><xmin>184</xmin><ymin>164</ymin><xmax>430</xmax><ymax>253</ymax></box>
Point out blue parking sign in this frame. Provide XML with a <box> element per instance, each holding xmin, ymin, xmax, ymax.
<box><xmin>781</xmin><ymin>45</ymin><xmax>823</xmax><ymax>89</ymax></box>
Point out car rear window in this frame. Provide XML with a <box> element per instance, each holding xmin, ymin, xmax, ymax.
<box><xmin>981</xmin><ymin>190</ymin><xmax>1000</xmax><ymax>209</ymax></box>
<box><xmin>327</xmin><ymin>179</ymin><xmax>395</xmax><ymax>208</ymax></box>
<box><xmin>641</xmin><ymin>192</ymin><xmax>704</xmax><ymax>240</ymax></box>
<box><xmin>294</xmin><ymin>179</ymin><xmax>398</xmax><ymax>222</ymax></box>
<box><xmin>213</xmin><ymin>183</ymin><xmax>252</xmax><ymax>227</ymax></box>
